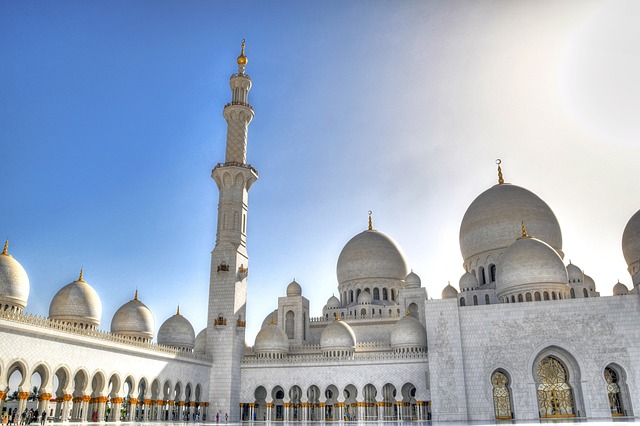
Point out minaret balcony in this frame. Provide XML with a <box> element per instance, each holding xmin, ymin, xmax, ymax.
<box><xmin>224</xmin><ymin>101</ymin><xmax>253</xmax><ymax>111</ymax></box>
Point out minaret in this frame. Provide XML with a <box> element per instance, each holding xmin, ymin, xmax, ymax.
<box><xmin>207</xmin><ymin>40</ymin><xmax>258</xmax><ymax>421</ymax></box>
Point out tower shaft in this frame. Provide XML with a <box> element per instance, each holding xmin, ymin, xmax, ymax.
<box><xmin>207</xmin><ymin>42</ymin><xmax>257</xmax><ymax>421</ymax></box>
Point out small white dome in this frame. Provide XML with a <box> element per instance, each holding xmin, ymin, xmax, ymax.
<box><xmin>460</xmin><ymin>184</ymin><xmax>563</xmax><ymax>263</ymax></box>
<box><xmin>320</xmin><ymin>319</ymin><xmax>356</xmax><ymax>352</ymax></box>
<box><xmin>390</xmin><ymin>315</ymin><xmax>427</xmax><ymax>351</ymax></box>
<box><xmin>357</xmin><ymin>290</ymin><xmax>372</xmax><ymax>304</ymax></box>
<box><xmin>622</xmin><ymin>209</ymin><xmax>640</xmax><ymax>267</ymax></box>
<box><xmin>254</xmin><ymin>322</ymin><xmax>289</xmax><ymax>355</ymax></box>
<box><xmin>442</xmin><ymin>283</ymin><xmax>458</xmax><ymax>299</ymax></box>
<box><xmin>194</xmin><ymin>328</ymin><xmax>207</xmax><ymax>354</ymax></box>
<box><xmin>49</xmin><ymin>271</ymin><xmax>101</xmax><ymax>328</ymax></box>
<box><xmin>405</xmin><ymin>271</ymin><xmax>421</xmax><ymax>289</ymax></box>
<box><xmin>157</xmin><ymin>307</ymin><xmax>195</xmax><ymax>350</ymax></box>
<box><xmin>459</xmin><ymin>272</ymin><xmax>478</xmax><ymax>290</ymax></box>
<box><xmin>566</xmin><ymin>263</ymin><xmax>583</xmax><ymax>283</ymax></box>
<box><xmin>111</xmin><ymin>291</ymin><xmax>154</xmax><ymax>341</ymax></box>
<box><xmin>337</xmin><ymin>229</ymin><xmax>408</xmax><ymax>285</ymax></box>
<box><xmin>0</xmin><ymin>242</ymin><xmax>30</xmax><ymax>311</ymax></box>
<box><xmin>286</xmin><ymin>279</ymin><xmax>302</xmax><ymax>297</ymax></box>
<box><xmin>496</xmin><ymin>236</ymin><xmax>568</xmax><ymax>298</ymax></box>
<box><xmin>326</xmin><ymin>295</ymin><xmax>341</xmax><ymax>309</ymax></box>
<box><xmin>260</xmin><ymin>310</ymin><xmax>278</xmax><ymax>329</ymax></box>
<box><xmin>613</xmin><ymin>281</ymin><xmax>629</xmax><ymax>296</ymax></box>
<box><xmin>584</xmin><ymin>274</ymin><xmax>596</xmax><ymax>291</ymax></box>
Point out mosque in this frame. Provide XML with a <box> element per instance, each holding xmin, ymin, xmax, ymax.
<box><xmin>2</xmin><ymin>42</ymin><xmax>640</xmax><ymax>423</ymax></box>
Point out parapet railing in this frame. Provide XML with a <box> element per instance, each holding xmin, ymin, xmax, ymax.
<box><xmin>0</xmin><ymin>310</ymin><xmax>212</xmax><ymax>362</ymax></box>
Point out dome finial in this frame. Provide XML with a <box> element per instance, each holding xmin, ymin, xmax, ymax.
<box><xmin>176</xmin><ymin>305</ymin><xmax>181</xmax><ymax>316</ymax></box>
<box><xmin>405</xmin><ymin>308</ymin><xmax>410</xmax><ymax>317</ymax></box>
<box><xmin>237</xmin><ymin>38</ymin><xmax>247</xmax><ymax>68</ymax></box>
<box><xmin>78</xmin><ymin>268</ymin><xmax>84</xmax><ymax>282</ymax></box>
<box><xmin>496</xmin><ymin>159</ymin><xmax>504</xmax><ymax>184</ymax></box>
<box><xmin>134</xmin><ymin>288</ymin><xmax>139</xmax><ymax>301</ymax></box>
<box><xmin>2</xmin><ymin>239</ymin><xmax>8</xmax><ymax>256</ymax></box>
<box><xmin>269</xmin><ymin>314</ymin><xmax>276</xmax><ymax>325</ymax></box>
<box><xmin>521</xmin><ymin>221</ymin><xmax>529</xmax><ymax>238</ymax></box>
<box><xmin>368</xmin><ymin>210</ymin><xmax>373</xmax><ymax>231</ymax></box>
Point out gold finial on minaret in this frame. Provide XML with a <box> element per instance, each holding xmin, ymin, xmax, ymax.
<box><xmin>521</xmin><ymin>221</ymin><xmax>529</xmax><ymax>238</ymax></box>
<box><xmin>2</xmin><ymin>240</ymin><xmax>8</xmax><ymax>256</ymax></box>
<box><xmin>368</xmin><ymin>210</ymin><xmax>373</xmax><ymax>231</ymax></box>
<box><xmin>176</xmin><ymin>305</ymin><xmax>181</xmax><ymax>316</ymax></box>
<box><xmin>78</xmin><ymin>268</ymin><xmax>84</xmax><ymax>282</ymax></box>
<box><xmin>134</xmin><ymin>289</ymin><xmax>139</xmax><ymax>301</ymax></box>
<box><xmin>496</xmin><ymin>159</ymin><xmax>504</xmax><ymax>184</ymax></box>
<box><xmin>237</xmin><ymin>38</ymin><xmax>247</xmax><ymax>67</ymax></box>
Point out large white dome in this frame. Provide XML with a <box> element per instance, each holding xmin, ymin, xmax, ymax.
<box><xmin>111</xmin><ymin>291</ymin><xmax>154</xmax><ymax>341</ymax></box>
<box><xmin>460</xmin><ymin>184</ymin><xmax>563</xmax><ymax>262</ymax></box>
<box><xmin>157</xmin><ymin>308</ymin><xmax>195</xmax><ymax>350</ymax></box>
<box><xmin>496</xmin><ymin>236</ymin><xmax>568</xmax><ymax>298</ymax></box>
<box><xmin>337</xmin><ymin>229</ymin><xmax>408</xmax><ymax>285</ymax></box>
<box><xmin>622</xmin><ymin>209</ymin><xmax>640</xmax><ymax>267</ymax></box>
<box><xmin>49</xmin><ymin>272</ymin><xmax>102</xmax><ymax>328</ymax></box>
<box><xmin>0</xmin><ymin>242</ymin><xmax>29</xmax><ymax>311</ymax></box>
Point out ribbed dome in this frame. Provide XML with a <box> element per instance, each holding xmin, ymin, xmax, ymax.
<box><xmin>337</xmin><ymin>230</ymin><xmax>408</xmax><ymax>285</ymax></box>
<box><xmin>357</xmin><ymin>290</ymin><xmax>372</xmax><ymax>304</ymax></box>
<box><xmin>111</xmin><ymin>291</ymin><xmax>154</xmax><ymax>341</ymax></box>
<box><xmin>613</xmin><ymin>281</ymin><xmax>629</xmax><ymax>296</ymax></box>
<box><xmin>390</xmin><ymin>315</ymin><xmax>427</xmax><ymax>351</ymax></box>
<box><xmin>566</xmin><ymin>263</ymin><xmax>583</xmax><ymax>283</ymax></box>
<box><xmin>442</xmin><ymin>283</ymin><xmax>458</xmax><ymax>299</ymax></box>
<box><xmin>254</xmin><ymin>323</ymin><xmax>289</xmax><ymax>355</ymax></box>
<box><xmin>0</xmin><ymin>243</ymin><xmax>29</xmax><ymax>311</ymax></box>
<box><xmin>460</xmin><ymin>184</ymin><xmax>563</xmax><ymax>262</ymax></box>
<box><xmin>459</xmin><ymin>272</ymin><xmax>478</xmax><ymax>290</ymax></box>
<box><xmin>405</xmin><ymin>271</ymin><xmax>421</xmax><ymax>289</ymax></box>
<box><xmin>622</xmin><ymin>209</ymin><xmax>640</xmax><ymax>267</ymax></box>
<box><xmin>157</xmin><ymin>308</ymin><xmax>195</xmax><ymax>350</ymax></box>
<box><xmin>496</xmin><ymin>237</ymin><xmax>568</xmax><ymax>297</ymax></box>
<box><xmin>49</xmin><ymin>272</ymin><xmax>101</xmax><ymax>328</ymax></box>
<box><xmin>286</xmin><ymin>279</ymin><xmax>302</xmax><ymax>297</ymax></box>
<box><xmin>320</xmin><ymin>319</ymin><xmax>356</xmax><ymax>351</ymax></box>
<box><xmin>326</xmin><ymin>295</ymin><xmax>341</xmax><ymax>309</ymax></box>
<box><xmin>194</xmin><ymin>328</ymin><xmax>207</xmax><ymax>354</ymax></box>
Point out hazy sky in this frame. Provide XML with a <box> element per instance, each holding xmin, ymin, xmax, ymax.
<box><xmin>2</xmin><ymin>0</ymin><xmax>639</xmax><ymax>345</ymax></box>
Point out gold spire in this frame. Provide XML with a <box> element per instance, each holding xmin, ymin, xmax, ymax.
<box><xmin>134</xmin><ymin>289</ymin><xmax>139</xmax><ymax>301</ymax></box>
<box><xmin>237</xmin><ymin>39</ymin><xmax>247</xmax><ymax>66</ymax></box>
<box><xmin>496</xmin><ymin>159</ymin><xmax>504</xmax><ymax>184</ymax></box>
<box><xmin>176</xmin><ymin>305</ymin><xmax>181</xmax><ymax>316</ymax></box>
<box><xmin>78</xmin><ymin>268</ymin><xmax>84</xmax><ymax>282</ymax></box>
<box><xmin>368</xmin><ymin>210</ymin><xmax>373</xmax><ymax>231</ymax></box>
<box><xmin>405</xmin><ymin>308</ymin><xmax>410</xmax><ymax>317</ymax></box>
<box><xmin>269</xmin><ymin>314</ymin><xmax>276</xmax><ymax>325</ymax></box>
<box><xmin>1</xmin><ymin>240</ymin><xmax>8</xmax><ymax>256</ymax></box>
<box><xmin>521</xmin><ymin>221</ymin><xmax>530</xmax><ymax>238</ymax></box>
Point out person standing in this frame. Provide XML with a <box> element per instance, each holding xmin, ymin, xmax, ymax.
<box><xmin>40</xmin><ymin>412</ymin><xmax>46</xmax><ymax>425</ymax></box>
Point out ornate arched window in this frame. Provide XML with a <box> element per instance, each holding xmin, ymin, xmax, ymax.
<box><xmin>373</xmin><ymin>288</ymin><xmax>380</xmax><ymax>300</ymax></box>
<box><xmin>491</xmin><ymin>371</ymin><xmax>512</xmax><ymax>419</ymax></box>
<box><xmin>536</xmin><ymin>356</ymin><xmax>575</xmax><ymax>418</ymax></box>
<box><xmin>583</xmin><ymin>288</ymin><xmax>589</xmax><ymax>298</ymax></box>
<box><xmin>489</xmin><ymin>264</ymin><xmax>496</xmax><ymax>282</ymax></box>
<box><xmin>605</xmin><ymin>367</ymin><xmax>624</xmax><ymax>416</ymax></box>
<box><xmin>285</xmin><ymin>311</ymin><xmax>295</xmax><ymax>339</ymax></box>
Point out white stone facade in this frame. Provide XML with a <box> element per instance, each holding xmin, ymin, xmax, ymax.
<box><xmin>2</xmin><ymin>45</ymin><xmax>640</xmax><ymax>424</ymax></box>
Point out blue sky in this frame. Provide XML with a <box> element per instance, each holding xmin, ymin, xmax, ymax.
<box><xmin>2</xmin><ymin>0</ymin><xmax>640</xmax><ymax>344</ymax></box>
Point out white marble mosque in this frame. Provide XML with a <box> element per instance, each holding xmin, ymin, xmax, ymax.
<box><xmin>2</xmin><ymin>42</ymin><xmax>640</xmax><ymax>423</ymax></box>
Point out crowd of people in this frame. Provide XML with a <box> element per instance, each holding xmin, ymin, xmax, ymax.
<box><xmin>1</xmin><ymin>408</ymin><xmax>46</xmax><ymax>425</ymax></box>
